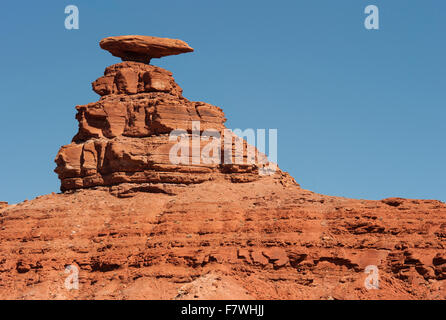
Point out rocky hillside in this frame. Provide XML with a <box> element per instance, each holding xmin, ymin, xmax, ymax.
<box><xmin>0</xmin><ymin>35</ymin><xmax>444</xmax><ymax>300</ymax></box>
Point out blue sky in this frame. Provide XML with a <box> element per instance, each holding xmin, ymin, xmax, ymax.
<box><xmin>0</xmin><ymin>0</ymin><xmax>444</xmax><ymax>203</ymax></box>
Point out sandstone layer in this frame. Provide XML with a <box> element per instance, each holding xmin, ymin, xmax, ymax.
<box><xmin>0</xmin><ymin>36</ymin><xmax>445</xmax><ymax>300</ymax></box>
<box><xmin>100</xmin><ymin>35</ymin><xmax>194</xmax><ymax>63</ymax></box>
<box><xmin>0</xmin><ymin>180</ymin><xmax>445</xmax><ymax>299</ymax></box>
<box><xmin>54</xmin><ymin>59</ymin><xmax>276</xmax><ymax>196</ymax></box>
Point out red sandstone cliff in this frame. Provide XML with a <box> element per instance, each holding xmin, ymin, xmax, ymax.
<box><xmin>0</xmin><ymin>36</ymin><xmax>444</xmax><ymax>300</ymax></box>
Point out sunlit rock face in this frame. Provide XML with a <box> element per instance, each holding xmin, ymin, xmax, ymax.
<box><xmin>0</xmin><ymin>35</ymin><xmax>444</xmax><ymax>300</ymax></box>
<box><xmin>55</xmin><ymin>36</ymin><xmax>282</xmax><ymax>196</ymax></box>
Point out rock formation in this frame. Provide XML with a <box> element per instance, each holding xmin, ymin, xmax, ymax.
<box><xmin>0</xmin><ymin>36</ymin><xmax>445</xmax><ymax>300</ymax></box>
<box><xmin>54</xmin><ymin>36</ymin><xmax>284</xmax><ymax>198</ymax></box>
<box><xmin>100</xmin><ymin>35</ymin><xmax>194</xmax><ymax>63</ymax></box>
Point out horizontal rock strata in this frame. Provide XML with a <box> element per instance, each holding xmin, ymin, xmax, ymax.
<box><xmin>0</xmin><ymin>180</ymin><xmax>444</xmax><ymax>299</ymax></box>
<box><xmin>2</xmin><ymin>35</ymin><xmax>443</xmax><ymax>300</ymax></box>
<box><xmin>55</xmin><ymin>56</ymin><xmax>280</xmax><ymax>195</ymax></box>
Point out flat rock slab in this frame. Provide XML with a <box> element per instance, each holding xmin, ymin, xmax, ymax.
<box><xmin>100</xmin><ymin>35</ymin><xmax>194</xmax><ymax>63</ymax></box>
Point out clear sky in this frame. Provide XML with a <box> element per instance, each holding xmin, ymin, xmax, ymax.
<box><xmin>0</xmin><ymin>0</ymin><xmax>445</xmax><ymax>204</ymax></box>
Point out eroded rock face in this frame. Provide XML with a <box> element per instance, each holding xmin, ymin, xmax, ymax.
<box><xmin>91</xmin><ymin>62</ymin><xmax>183</xmax><ymax>97</ymax></box>
<box><xmin>100</xmin><ymin>35</ymin><xmax>194</xmax><ymax>63</ymax></box>
<box><xmin>2</xmin><ymin>35</ymin><xmax>444</xmax><ymax>300</ymax></box>
<box><xmin>55</xmin><ymin>50</ymin><xmax>280</xmax><ymax>195</ymax></box>
<box><xmin>0</xmin><ymin>179</ymin><xmax>445</xmax><ymax>299</ymax></box>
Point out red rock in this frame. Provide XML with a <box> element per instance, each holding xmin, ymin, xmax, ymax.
<box><xmin>1</xmin><ymin>36</ymin><xmax>446</xmax><ymax>300</ymax></box>
<box><xmin>56</xmin><ymin>55</ymin><xmax>279</xmax><ymax>195</ymax></box>
<box><xmin>251</xmin><ymin>250</ymin><xmax>269</xmax><ymax>266</ymax></box>
<box><xmin>100</xmin><ymin>35</ymin><xmax>194</xmax><ymax>63</ymax></box>
<box><xmin>92</xmin><ymin>62</ymin><xmax>182</xmax><ymax>97</ymax></box>
<box><xmin>262</xmin><ymin>248</ymin><xmax>289</xmax><ymax>268</ymax></box>
<box><xmin>237</xmin><ymin>249</ymin><xmax>252</xmax><ymax>264</ymax></box>
<box><xmin>1</xmin><ymin>183</ymin><xmax>445</xmax><ymax>299</ymax></box>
